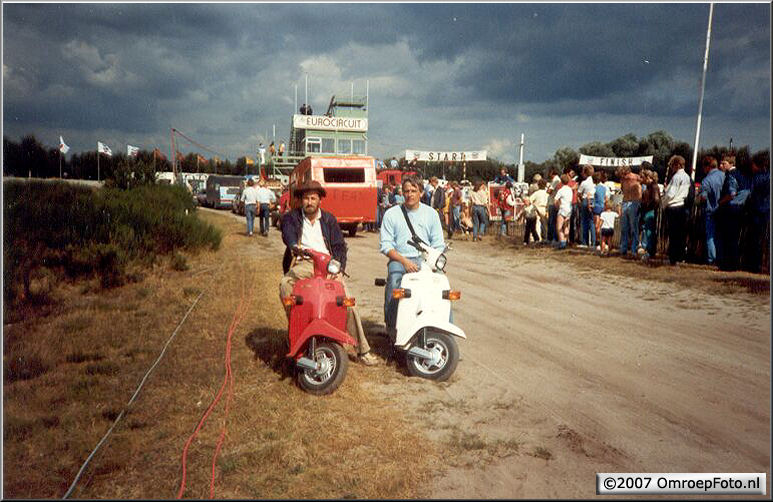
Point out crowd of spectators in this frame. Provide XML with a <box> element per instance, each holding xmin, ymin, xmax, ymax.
<box><xmin>371</xmin><ymin>151</ymin><xmax>768</xmax><ymax>273</ymax></box>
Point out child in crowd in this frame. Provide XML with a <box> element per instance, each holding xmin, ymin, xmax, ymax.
<box><xmin>599</xmin><ymin>200</ymin><xmax>620</xmax><ymax>255</ymax></box>
<box><xmin>520</xmin><ymin>197</ymin><xmax>540</xmax><ymax>245</ymax></box>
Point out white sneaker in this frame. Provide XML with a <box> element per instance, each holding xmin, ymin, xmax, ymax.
<box><xmin>595</xmin><ymin>245</ymin><xmax>601</xmax><ymax>251</ymax></box>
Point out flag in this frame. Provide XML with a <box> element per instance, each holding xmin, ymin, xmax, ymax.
<box><xmin>97</xmin><ymin>141</ymin><xmax>112</xmax><ymax>156</ymax></box>
<box><xmin>245</xmin><ymin>156</ymin><xmax>255</xmax><ymax>166</ymax></box>
<box><xmin>127</xmin><ymin>145</ymin><xmax>139</xmax><ymax>157</ymax></box>
<box><xmin>153</xmin><ymin>148</ymin><xmax>166</xmax><ymax>160</ymax></box>
<box><xmin>59</xmin><ymin>136</ymin><xmax>70</xmax><ymax>154</ymax></box>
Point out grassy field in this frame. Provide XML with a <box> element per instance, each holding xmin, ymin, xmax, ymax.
<box><xmin>2</xmin><ymin>210</ymin><xmax>445</xmax><ymax>499</ymax></box>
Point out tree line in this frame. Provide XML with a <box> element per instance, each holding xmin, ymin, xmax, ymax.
<box><xmin>396</xmin><ymin>130</ymin><xmax>767</xmax><ymax>184</ymax></box>
<box><xmin>2</xmin><ymin>135</ymin><xmax>264</xmax><ymax>181</ymax></box>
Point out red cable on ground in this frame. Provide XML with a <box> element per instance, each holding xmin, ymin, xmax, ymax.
<box><xmin>177</xmin><ymin>271</ymin><xmax>248</xmax><ymax>499</ymax></box>
<box><xmin>209</xmin><ymin>275</ymin><xmax>247</xmax><ymax>497</ymax></box>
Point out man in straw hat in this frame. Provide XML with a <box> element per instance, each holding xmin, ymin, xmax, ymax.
<box><xmin>279</xmin><ymin>181</ymin><xmax>379</xmax><ymax>366</ymax></box>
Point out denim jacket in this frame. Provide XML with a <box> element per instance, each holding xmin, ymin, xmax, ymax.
<box><xmin>280</xmin><ymin>208</ymin><xmax>348</xmax><ymax>273</ymax></box>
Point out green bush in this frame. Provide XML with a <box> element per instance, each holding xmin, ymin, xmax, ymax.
<box><xmin>3</xmin><ymin>181</ymin><xmax>222</xmax><ymax>303</ymax></box>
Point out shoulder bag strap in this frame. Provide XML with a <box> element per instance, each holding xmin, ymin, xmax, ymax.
<box><xmin>400</xmin><ymin>204</ymin><xmax>427</xmax><ymax>245</ymax></box>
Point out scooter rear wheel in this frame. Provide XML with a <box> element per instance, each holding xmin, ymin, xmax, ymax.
<box><xmin>405</xmin><ymin>331</ymin><xmax>459</xmax><ymax>382</ymax></box>
<box><xmin>296</xmin><ymin>341</ymin><xmax>348</xmax><ymax>395</ymax></box>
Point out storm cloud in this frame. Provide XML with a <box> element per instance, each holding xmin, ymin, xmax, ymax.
<box><xmin>3</xmin><ymin>2</ymin><xmax>770</xmax><ymax>163</ymax></box>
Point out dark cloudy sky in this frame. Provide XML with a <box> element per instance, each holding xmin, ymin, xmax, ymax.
<box><xmin>3</xmin><ymin>2</ymin><xmax>770</xmax><ymax>164</ymax></box>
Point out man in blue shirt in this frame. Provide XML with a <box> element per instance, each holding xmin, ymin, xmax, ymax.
<box><xmin>698</xmin><ymin>156</ymin><xmax>725</xmax><ymax>265</ymax></box>
<box><xmin>379</xmin><ymin>174</ymin><xmax>445</xmax><ymax>336</ymax></box>
<box><xmin>493</xmin><ymin>167</ymin><xmax>515</xmax><ymax>185</ymax></box>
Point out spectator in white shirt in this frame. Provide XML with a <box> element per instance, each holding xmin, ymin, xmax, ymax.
<box><xmin>240</xmin><ymin>178</ymin><xmax>260</xmax><ymax>236</ymax></box>
<box><xmin>577</xmin><ymin>164</ymin><xmax>596</xmax><ymax>248</ymax></box>
<box><xmin>661</xmin><ymin>155</ymin><xmax>691</xmax><ymax>265</ymax></box>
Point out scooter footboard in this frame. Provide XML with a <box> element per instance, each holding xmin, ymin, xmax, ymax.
<box><xmin>395</xmin><ymin>317</ymin><xmax>466</xmax><ymax>348</ymax></box>
<box><xmin>288</xmin><ymin>318</ymin><xmax>357</xmax><ymax>357</ymax></box>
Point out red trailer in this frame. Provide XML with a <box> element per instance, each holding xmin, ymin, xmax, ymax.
<box><xmin>376</xmin><ymin>169</ymin><xmax>417</xmax><ymax>188</ymax></box>
<box><xmin>289</xmin><ymin>156</ymin><xmax>377</xmax><ymax>237</ymax></box>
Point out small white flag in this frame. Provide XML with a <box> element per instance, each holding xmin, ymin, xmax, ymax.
<box><xmin>97</xmin><ymin>141</ymin><xmax>113</xmax><ymax>157</ymax></box>
<box><xmin>59</xmin><ymin>136</ymin><xmax>70</xmax><ymax>154</ymax></box>
<box><xmin>127</xmin><ymin>145</ymin><xmax>139</xmax><ymax>157</ymax></box>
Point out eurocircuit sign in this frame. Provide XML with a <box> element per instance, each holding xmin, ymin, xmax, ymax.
<box><xmin>293</xmin><ymin>114</ymin><xmax>368</xmax><ymax>132</ymax></box>
<box><xmin>405</xmin><ymin>150</ymin><xmax>487</xmax><ymax>162</ymax></box>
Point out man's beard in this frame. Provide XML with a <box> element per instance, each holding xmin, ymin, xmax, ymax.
<box><xmin>303</xmin><ymin>205</ymin><xmax>318</xmax><ymax>216</ymax></box>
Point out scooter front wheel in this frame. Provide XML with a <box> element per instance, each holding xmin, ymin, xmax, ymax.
<box><xmin>405</xmin><ymin>331</ymin><xmax>459</xmax><ymax>382</ymax></box>
<box><xmin>296</xmin><ymin>341</ymin><xmax>348</xmax><ymax>395</ymax></box>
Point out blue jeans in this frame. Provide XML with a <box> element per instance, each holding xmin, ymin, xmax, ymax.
<box><xmin>547</xmin><ymin>205</ymin><xmax>558</xmax><ymax>242</ymax></box>
<box><xmin>580</xmin><ymin>206</ymin><xmax>596</xmax><ymax>247</ymax></box>
<box><xmin>499</xmin><ymin>209</ymin><xmax>511</xmax><ymax>236</ymax></box>
<box><xmin>451</xmin><ymin>205</ymin><xmax>461</xmax><ymax>233</ymax></box>
<box><xmin>259</xmin><ymin>203</ymin><xmax>270</xmax><ymax>234</ymax></box>
<box><xmin>705</xmin><ymin>211</ymin><xmax>718</xmax><ymax>264</ymax></box>
<box><xmin>472</xmin><ymin>205</ymin><xmax>488</xmax><ymax>240</ymax></box>
<box><xmin>245</xmin><ymin>203</ymin><xmax>257</xmax><ymax>235</ymax></box>
<box><xmin>642</xmin><ymin>209</ymin><xmax>657</xmax><ymax>257</ymax></box>
<box><xmin>620</xmin><ymin>201</ymin><xmax>640</xmax><ymax>254</ymax></box>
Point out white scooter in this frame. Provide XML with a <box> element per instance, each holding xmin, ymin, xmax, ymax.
<box><xmin>375</xmin><ymin>237</ymin><xmax>466</xmax><ymax>381</ymax></box>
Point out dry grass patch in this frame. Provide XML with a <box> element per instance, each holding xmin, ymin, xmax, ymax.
<box><xmin>3</xmin><ymin>209</ymin><xmax>445</xmax><ymax>499</ymax></box>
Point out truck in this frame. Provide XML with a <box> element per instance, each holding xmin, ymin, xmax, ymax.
<box><xmin>288</xmin><ymin>156</ymin><xmax>377</xmax><ymax>237</ymax></box>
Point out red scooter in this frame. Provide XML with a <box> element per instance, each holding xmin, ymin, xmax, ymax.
<box><xmin>283</xmin><ymin>247</ymin><xmax>356</xmax><ymax>395</ymax></box>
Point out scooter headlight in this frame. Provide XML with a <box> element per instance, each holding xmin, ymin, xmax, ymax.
<box><xmin>435</xmin><ymin>253</ymin><xmax>447</xmax><ymax>272</ymax></box>
<box><xmin>327</xmin><ymin>259</ymin><xmax>341</xmax><ymax>275</ymax></box>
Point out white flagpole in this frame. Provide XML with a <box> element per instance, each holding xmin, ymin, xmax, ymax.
<box><xmin>518</xmin><ymin>133</ymin><xmax>525</xmax><ymax>183</ymax></box>
<box><xmin>60</xmin><ymin>150</ymin><xmax>63</xmax><ymax>179</ymax></box>
<box><xmin>691</xmin><ymin>3</ymin><xmax>714</xmax><ymax>181</ymax></box>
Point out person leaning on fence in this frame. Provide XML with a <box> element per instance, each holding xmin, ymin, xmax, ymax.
<box><xmin>661</xmin><ymin>155</ymin><xmax>691</xmax><ymax>265</ymax></box>
<box><xmin>279</xmin><ymin>181</ymin><xmax>379</xmax><ymax>366</ymax></box>
<box><xmin>716</xmin><ymin>154</ymin><xmax>752</xmax><ymax>271</ymax></box>
<box><xmin>617</xmin><ymin>165</ymin><xmax>642</xmax><ymax>257</ymax></box>
<box><xmin>697</xmin><ymin>156</ymin><xmax>725</xmax><ymax>266</ymax></box>
<box><xmin>639</xmin><ymin>169</ymin><xmax>661</xmax><ymax>260</ymax></box>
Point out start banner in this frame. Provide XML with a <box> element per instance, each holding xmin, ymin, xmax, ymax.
<box><xmin>405</xmin><ymin>150</ymin><xmax>487</xmax><ymax>162</ymax></box>
<box><xmin>579</xmin><ymin>154</ymin><xmax>654</xmax><ymax>167</ymax></box>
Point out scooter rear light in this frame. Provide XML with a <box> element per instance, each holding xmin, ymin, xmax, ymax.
<box><xmin>442</xmin><ymin>290</ymin><xmax>461</xmax><ymax>301</ymax></box>
<box><xmin>282</xmin><ymin>295</ymin><xmax>303</xmax><ymax>306</ymax></box>
<box><xmin>392</xmin><ymin>288</ymin><xmax>411</xmax><ymax>299</ymax></box>
<box><xmin>335</xmin><ymin>296</ymin><xmax>355</xmax><ymax>307</ymax></box>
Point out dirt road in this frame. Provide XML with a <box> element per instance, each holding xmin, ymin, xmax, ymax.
<box><xmin>246</xmin><ymin>219</ymin><xmax>770</xmax><ymax>498</ymax></box>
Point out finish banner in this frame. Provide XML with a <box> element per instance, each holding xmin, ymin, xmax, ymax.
<box><xmin>405</xmin><ymin>150</ymin><xmax>487</xmax><ymax>162</ymax></box>
<box><xmin>293</xmin><ymin>114</ymin><xmax>368</xmax><ymax>132</ymax></box>
<box><xmin>579</xmin><ymin>154</ymin><xmax>654</xmax><ymax>167</ymax></box>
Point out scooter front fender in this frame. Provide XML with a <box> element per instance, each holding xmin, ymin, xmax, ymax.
<box><xmin>287</xmin><ymin>318</ymin><xmax>356</xmax><ymax>357</ymax></box>
<box><xmin>395</xmin><ymin>314</ymin><xmax>466</xmax><ymax>349</ymax></box>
